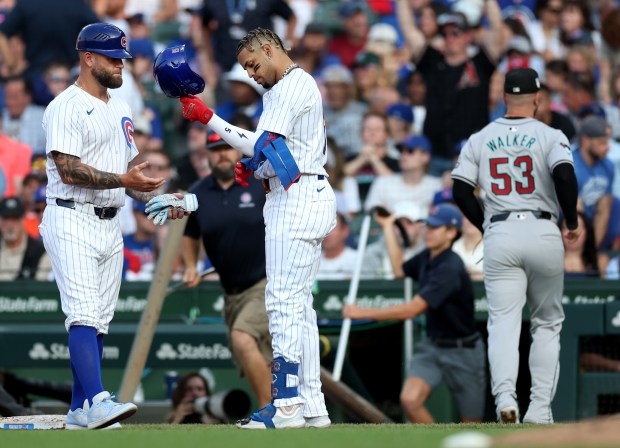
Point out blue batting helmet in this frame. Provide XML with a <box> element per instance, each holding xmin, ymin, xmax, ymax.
<box><xmin>76</xmin><ymin>23</ymin><xmax>133</xmax><ymax>59</ymax></box>
<box><xmin>153</xmin><ymin>45</ymin><xmax>205</xmax><ymax>98</ymax></box>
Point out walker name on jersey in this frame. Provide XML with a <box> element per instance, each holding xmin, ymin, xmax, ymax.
<box><xmin>155</xmin><ymin>342</ymin><xmax>231</xmax><ymax>360</ymax></box>
<box><xmin>28</xmin><ymin>342</ymin><xmax>119</xmax><ymax>360</ymax></box>
<box><xmin>486</xmin><ymin>134</ymin><xmax>537</xmax><ymax>151</ymax></box>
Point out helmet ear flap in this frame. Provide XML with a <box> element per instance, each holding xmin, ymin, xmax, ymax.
<box><xmin>153</xmin><ymin>45</ymin><xmax>205</xmax><ymax>98</ymax></box>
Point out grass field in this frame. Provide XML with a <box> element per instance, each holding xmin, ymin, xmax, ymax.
<box><xmin>0</xmin><ymin>423</ymin><xmax>585</xmax><ymax>448</ymax></box>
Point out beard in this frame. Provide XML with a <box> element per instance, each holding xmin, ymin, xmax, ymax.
<box><xmin>212</xmin><ymin>164</ymin><xmax>235</xmax><ymax>181</ymax></box>
<box><xmin>92</xmin><ymin>66</ymin><xmax>123</xmax><ymax>89</ymax></box>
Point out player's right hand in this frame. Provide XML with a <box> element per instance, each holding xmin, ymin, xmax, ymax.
<box><xmin>183</xmin><ymin>266</ymin><xmax>202</xmax><ymax>288</ymax></box>
<box><xmin>234</xmin><ymin>160</ymin><xmax>252</xmax><ymax>187</ymax></box>
<box><xmin>180</xmin><ymin>95</ymin><xmax>214</xmax><ymax>124</ymax></box>
<box><xmin>122</xmin><ymin>161</ymin><xmax>165</xmax><ymax>192</ymax></box>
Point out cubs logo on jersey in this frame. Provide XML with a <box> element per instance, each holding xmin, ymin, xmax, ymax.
<box><xmin>121</xmin><ymin>117</ymin><xmax>134</xmax><ymax>148</ymax></box>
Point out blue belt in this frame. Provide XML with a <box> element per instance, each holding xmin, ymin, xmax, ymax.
<box><xmin>261</xmin><ymin>175</ymin><xmax>325</xmax><ymax>193</ymax></box>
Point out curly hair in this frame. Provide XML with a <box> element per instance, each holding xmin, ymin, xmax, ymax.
<box><xmin>236</xmin><ymin>28</ymin><xmax>290</xmax><ymax>56</ymax></box>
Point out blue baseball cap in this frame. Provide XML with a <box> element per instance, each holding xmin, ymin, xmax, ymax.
<box><xmin>425</xmin><ymin>204</ymin><xmax>462</xmax><ymax>229</ymax></box>
<box><xmin>397</xmin><ymin>135</ymin><xmax>431</xmax><ymax>153</ymax></box>
<box><xmin>385</xmin><ymin>104</ymin><xmax>414</xmax><ymax>125</ymax></box>
<box><xmin>432</xmin><ymin>187</ymin><xmax>454</xmax><ymax>206</ymax></box>
<box><xmin>129</xmin><ymin>38</ymin><xmax>155</xmax><ymax>60</ymax></box>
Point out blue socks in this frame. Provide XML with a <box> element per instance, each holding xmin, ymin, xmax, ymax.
<box><xmin>68</xmin><ymin>325</ymin><xmax>104</xmax><ymax>410</ymax></box>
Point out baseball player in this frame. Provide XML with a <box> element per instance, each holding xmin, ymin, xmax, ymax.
<box><xmin>39</xmin><ymin>23</ymin><xmax>193</xmax><ymax>430</ymax></box>
<box><xmin>172</xmin><ymin>28</ymin><xmax>336</xmax><ymax>429</ymax></box>
<box><xmin>451</xmin><ymin>68</ymin><xmax>583</xmax><ymax>424</ymax></box>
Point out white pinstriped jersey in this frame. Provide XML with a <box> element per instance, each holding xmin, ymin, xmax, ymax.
<box><xmin>452</xmin><ymin>117</ymin><xmax>573</xmax><ymax>224</ymax></box>
<box><xmin>42</xmin><ymin>85</ymin><xmax>139</xmax><ymax>208</ymax></box>
<box><xmin>256</xmin><ymin>68</ymin><xmax>328</xmax><ymax>177</ymax></box>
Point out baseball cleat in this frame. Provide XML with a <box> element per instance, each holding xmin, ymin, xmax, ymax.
<box><xmin>87</xmin><ymin>391</ymin><xmax>137</xmax><ymax>429</ymax></box>
<box><xmin>66</xmin><ymin>400</ymin><xmax>121</xmax><ymax>430</ymax></box>
<box><xmin>499</xmin><ymin>406</ymin><xmax>520</xmax><ymax>424</ymax></box>
<box><xmin>236</xmin><ymin>403</ymin><xmax>305</xmax><ymax>429</ymax></box>
<box><xmin>304</xmin><ymin>415</ymin><xmax>331</xmax><ymax>428</ymax></box>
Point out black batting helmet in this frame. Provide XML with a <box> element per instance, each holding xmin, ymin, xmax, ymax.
<box><xmin>76</xmin><ymin>22</ymin><xmax>133</xmax><ymax>59</ymax></box>
<box><xmin>153</xmin><ymin>45</ymin><xmax>205</xmax><ymax>98</ymax></box>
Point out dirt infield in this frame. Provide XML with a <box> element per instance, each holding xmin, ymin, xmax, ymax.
<box><xmin>495</xmin><ymin>414</ymin><xmax>620</xmax><ymax>446</ymax></box>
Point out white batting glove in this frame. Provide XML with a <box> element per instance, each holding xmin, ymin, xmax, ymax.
<box><xmin>145</xmin><ymin>193</ymin><xmax>198</xmax><ymax>215</ymax></box>
<box><xmin>147</xmin><ymin>208</ymin><xmax>170</xmax><ymax>226</ymax></box>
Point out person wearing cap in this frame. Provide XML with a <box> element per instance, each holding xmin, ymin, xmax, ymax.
<box><xmin>361</xmin><ymin>201</ymin><xmax>429</xmax><ymax>279</ymax></box>
<box><xmin>385</xmin><ymin>103</ymin><xmax>415</xmax><ymax>144</ymax></box>
<box><xmin>0</xmin><ymin>196</ymin><xmax>52</xmax><ymax>281</ymax></box>
<box><xmin>452</xmin><ymin>67</ymin><xmax>583</xmax><ymax>424</ymax></box>
<box><xmin>216</xmin><ymin>63</ymin><xmax>266</xmax><ymax>126</ymax></box>
<box><xmin>322</xmin><ymin>64</ymin><xmax>368</xmax><ymax>158</ymax></box>
<box><xmin>344</xmin><ymin>203</ymin><xmax>486</xmax><ymax>423</ymax></box>
<box><xmin>180</xmin><ymin>131</ymin><xmax>272</xmax><ymax>410</ymax></box>
<box><xmin>328</xmin><ymin>1</ymin><xmax>370</xmax><ymax>69</ymax></box>
<box><xmin>572</xmin><ymin>116</ymin><xmax>620</xmax><ymax>255</ymax></box>
<box><xmin>396</xmin><ymin>0</ymin><xmax>504</xmax><ymax>176</ymax></box>
<box><xmin>39</xmin><ymin>23</ymin><xmax>195</xmax><ymax>429</ymax></box>
<box><xmin>364</xmin><ymin>134</ymin><xmax>442</xmax><ymax>214</ymax></box>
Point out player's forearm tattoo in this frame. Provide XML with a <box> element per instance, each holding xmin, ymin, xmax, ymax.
<box><xmin>125</xmin><ymin>189</ymin><xmax>157</xmax><ymax>203</ymax></box>
<box><xmin>51</xmin><ymin>151</ymin><xmax>122</xmax><ymax>190</ymax></box>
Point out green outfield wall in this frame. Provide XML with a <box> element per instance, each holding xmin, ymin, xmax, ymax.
<box><xmin>1</xmin><ymin>279</ymin><xmax>618</xmax><ymax>422</ymax></box>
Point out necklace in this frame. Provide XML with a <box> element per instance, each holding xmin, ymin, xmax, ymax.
<box><xmin>281</xmin><ymin>63</ymin><xmax>298</xmax><ymax>80</ymax></box>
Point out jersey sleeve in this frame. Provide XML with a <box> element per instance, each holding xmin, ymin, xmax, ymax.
<box><xmin>546</xmin><ymin>129</ymin><xmax>574</xmax><ymax>171</ymax></box>
<box><xmin>43</xmin><ymin>99</ymin><xmax>84</xmax><ymax>158</ymax></box>
<box><xmin>451</xmin><ymin>137</ymin><xmax>479</xmax><ymax>187</ymax></box>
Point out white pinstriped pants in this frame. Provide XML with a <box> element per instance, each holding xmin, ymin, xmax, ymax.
<box><xmin>40</xmin><ymin>204</ymin><xmax>124</xmax><ymax>334</ymax></box>
<box><xmin>264</xmin><ymin>176</ymin><xmax>336</xmax><ymax>417</ymax></box>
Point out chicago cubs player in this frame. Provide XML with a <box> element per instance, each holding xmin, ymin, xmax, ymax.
<box><xmin>169</xmin><ymin>28</ymin><xmax>336</xmax><ymax>429</ymax></box>
<box><xmin>39</xmin><ymin>23</ymin><xmax>193</xmax><ymax>430</ymax></box>
<box><xmin>451</xmin><ymin>68</ymin><xmax>583</xmax><ymax>424</ymax></box>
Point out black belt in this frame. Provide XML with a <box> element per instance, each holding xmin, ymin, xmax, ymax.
<box><xmin>490</xmin><ymin>210</ymin><xmax>552</xmax><ymax>223</ymax></box>
<box><xmin>262</xmin><ymin>174</ymin><xmax>325</xmax><ymax>193</ymax></box>
<box><xmin>56</xmin><ymin>198</ymin><xmax>118</xmax><ymax>219</ymax></box>
<box><xmin>430</xmin><ymin>333</ymin><xmax>480</xmax><ymax>349</ymax></box>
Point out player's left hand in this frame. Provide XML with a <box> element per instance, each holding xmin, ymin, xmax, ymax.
<box><xmin>180</xmin><ymin>95</ymin><xmax>214</xmax><ymax>124</ymax></box>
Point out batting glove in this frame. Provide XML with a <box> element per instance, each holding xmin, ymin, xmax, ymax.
<box><xmin>145</xmin><ymin>193</ymin><xmax>198</xmax><ymax>215</ymax></box>
<box><xmin>147</xmin><ymin>208</ymin><xmax>170</xmax><ymax>226</ymax></box>
<box><xmin>180</xmin><ymin>95</ymin><xmax>213</xmax><ymax>124</ymax></box>
<box><xmin>234</xmin><ymin>160</ymin><xmax>252</xmax><ymax>187</ymax></box>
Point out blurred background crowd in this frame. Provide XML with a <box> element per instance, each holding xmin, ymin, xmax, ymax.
<box><xmin>0</xmin><ymin>0</ymin><xmax>619</xmax><ymax>283</ymax></box>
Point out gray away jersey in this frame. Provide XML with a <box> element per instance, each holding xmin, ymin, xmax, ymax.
<box><xmin>451</xmin><ymin>117</ymin><xmax>573</xmax><ymax>224</ymax></box>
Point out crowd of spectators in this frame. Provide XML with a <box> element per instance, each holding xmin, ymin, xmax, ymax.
<box><xmin>0</xmin><ymin>0</ymin><xmax>619</xmax><ymax>282</ymax></box>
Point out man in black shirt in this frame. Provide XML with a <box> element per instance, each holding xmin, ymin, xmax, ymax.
<box><xmin>343</xmin><ymin>204</ymin><xmax>486</xmax><ymax>423</ymax></box>
<box><xmin>182</xmin><ymin>132</ymin><xmax>271</xmax><ymax>408</ymax></box>
<box><xmin>396</xmin><ymin>0</ymin><xmax>504</xmax><ymax>177</ymax></box>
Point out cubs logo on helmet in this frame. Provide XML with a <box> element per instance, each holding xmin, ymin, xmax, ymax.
<box><xmin>153</xmin><ymin>45</ymin><xmax>205</xmax><ymax>98</ymax></box>
<box><xmin>76</xmin><ymin>22</ymin><xmax>133</xmax><ymax>59</ymax></box>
